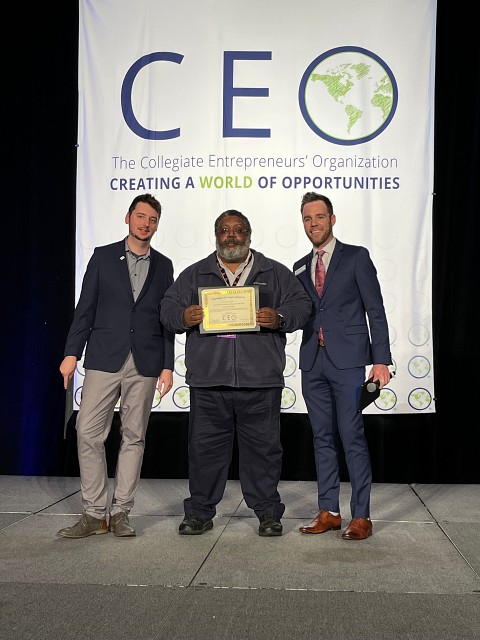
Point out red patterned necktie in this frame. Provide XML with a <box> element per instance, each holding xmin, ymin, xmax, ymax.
<box><xmin>315</xmin><ymin>250</ymin><xmax>326</xmax><ymax>296</ymax></box>
<box><xmin>315</xmin><ymin>250</ymin><xmax>326</xmax><ymax>344</ymax></box>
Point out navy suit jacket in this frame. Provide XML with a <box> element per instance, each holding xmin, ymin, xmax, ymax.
<box><xmin>293</xmin><ymin>240</ymin><xmax>392</xmax><ymax>372</ymax></box>
<box><xmin>64</xmin><ymin>239</ymin><xmax>174</xmax><ymax>377</ymax></box>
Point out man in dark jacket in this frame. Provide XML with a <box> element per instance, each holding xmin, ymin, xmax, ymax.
<box><xmin>160</xmin><ymin>209</ymin><xmax>311</xmax><ymax>537</ymax></box>
<box><xmin>57</xmin><ymin>193</ymin><xmax>174</xmax><ymax>539</ymax></box>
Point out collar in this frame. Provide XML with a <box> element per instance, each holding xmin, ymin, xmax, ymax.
<box><xmin>216</xmin><ymin>249</ymin><xmax>252</xmax><ymax>272</ymax></box>
<box><xmin>312</xmin><ymin>237</ymin><xmax>336</xmax><ymax>258</ymax></box>
<box><xmin>124</xmin><ymin>237</ymin><xmax>151</xmax><ymax>259</ymax></box>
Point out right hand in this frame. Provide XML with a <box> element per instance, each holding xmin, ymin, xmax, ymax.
<box><xmin>60</xmin><ymin>355</ymin><xmax>77</xmax><ymax>390</ymax></box>
<box><xmin>183</xmin><ymin>304</ymin><xmax>204</xmax><ymax>328</ymax></box>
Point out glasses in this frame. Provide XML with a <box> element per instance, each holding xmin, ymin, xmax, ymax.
<box><xmin>216</xmin><ymin>226</ymin><xmax>250</xmax><ymax>236</ymax></box>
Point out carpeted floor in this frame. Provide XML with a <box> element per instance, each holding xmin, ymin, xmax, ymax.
<box><xmin>1</xmin><ymin>477</ymin><xmax>479</xmax><ymax>639</ymax></box>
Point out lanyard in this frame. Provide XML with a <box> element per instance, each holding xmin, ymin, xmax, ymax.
<box><xmin>215</xmin><ymin>252</ymin><xmax>253</xmax><ymax>287</ymax></box>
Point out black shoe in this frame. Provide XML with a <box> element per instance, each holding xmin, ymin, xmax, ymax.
<box><xmin>178</xmin><ymin>515</ymin><xmax>213</xmax><ymax>535</ymax></box>
<box><xmin>258</xmin><ymin>515</ymin><xmax>283</xmax><ymax>537</ymax></box>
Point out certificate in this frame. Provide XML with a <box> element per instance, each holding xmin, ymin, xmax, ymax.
<box><xmin>198</xmin><ymin>286</ymin><xmax>260</xmax><ymax>334</ymax></box>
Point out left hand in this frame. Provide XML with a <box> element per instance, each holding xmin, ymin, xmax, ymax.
<box><xmin>256</xmin><ymin>307</ymin><xmax>280</xmax><ymax>329</ymax></box>
<box><xmin>367</xmin><ymin>364</ymin><xmax>391</xmax><ymax>389</ymax></box>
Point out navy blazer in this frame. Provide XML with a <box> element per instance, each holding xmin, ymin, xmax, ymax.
<box><xmin>293</xmin><ymin>240</ymin><xmax>392</xmax><ymax>372</ymax></box>
<box><xmin>64</xmin><ymin>239</ymin><xmax>174</xmax><ymax>377</ymax></box>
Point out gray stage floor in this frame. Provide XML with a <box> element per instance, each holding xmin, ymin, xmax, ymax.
<box><xmin>1</xmin><ymin>477</ymin><xmax>479</xmax><ymax>639</ymax></box>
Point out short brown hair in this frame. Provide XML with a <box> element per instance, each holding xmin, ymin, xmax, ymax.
<box><xmin>128</xmin><ymin>193</ymin><xmax>162</xmax><ymax>217</ymax></box>
<box><xmin>300</xmin><ymin>192</ymin><xmax>333</xmax><ymax>216</ymax></box>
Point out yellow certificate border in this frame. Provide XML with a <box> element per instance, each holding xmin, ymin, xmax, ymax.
<box><xmin>198</xmin><ymin>285</ymin><xmax>260</xmax><ymax>334</ymax></box>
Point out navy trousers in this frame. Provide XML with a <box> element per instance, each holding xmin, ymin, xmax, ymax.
<box><xmin>302</xmin><ymin>347</ymin><xmax>372</xmax><ymax>519</ymax></box>
<box><xmin>184</xmin><ymin>386</ymin><xmax>285</xmax><ymax>520</ymax></box>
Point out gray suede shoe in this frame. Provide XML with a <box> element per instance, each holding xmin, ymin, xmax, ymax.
<box><xmin>57</xmin><ymin>513</ymin><xmax>108</xmax><ymax>538</ymax></box>
<box><xmin>109</xmin><ymin>511</ymin><xmax>136</xmax><ymax>537</ymax></box>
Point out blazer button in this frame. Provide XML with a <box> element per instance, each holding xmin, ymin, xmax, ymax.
<box><xmin>130</xmin><ymin>329</ymin><xmax>134</xmax><ymax>333</ymax></box>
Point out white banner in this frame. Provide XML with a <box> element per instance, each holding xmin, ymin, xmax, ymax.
<box><xmin>75</xmin><ymin>0</ymin><xmax>437</xmax><ymax>415</ymax></box>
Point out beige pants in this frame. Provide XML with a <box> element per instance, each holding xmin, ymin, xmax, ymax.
<box><xmin>75</xmin><ymin>352</ymin><xmax>157</xmax><ymax>518</ymax></box>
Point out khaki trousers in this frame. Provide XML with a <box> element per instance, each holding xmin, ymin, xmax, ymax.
<box><xmin>75</xmin><ymin>352</ymin><xmax>157</xmax><ymax>518</ymax></box>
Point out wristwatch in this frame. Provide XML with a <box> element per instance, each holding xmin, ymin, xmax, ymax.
<box><xmin>277</xmin><ymin>313</ymin><xmax>286</xmax><ymax>330</ymax></box>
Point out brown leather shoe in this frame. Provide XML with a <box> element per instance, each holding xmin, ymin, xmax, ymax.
<box><xmin>299</xmin><ymin>510</ymin><xmax>341</xmax><ymax>534</ymax></box>
<box><xmin>341</xmin><ymin>518</ymin><xmax>372</xmax><ymax>540</ymax></box>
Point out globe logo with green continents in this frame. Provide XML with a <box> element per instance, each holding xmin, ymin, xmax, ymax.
<box><xmin>408</xmin><ymin>388</ymin><xmax>432</xmax><ymax>411</ymax></box>
<box><xmin>299</xmin><ymin>46</ymin><xmax>398</xmax><ymax>145</ymax></box>
<box><xmin>173</xmin><ymin>386</ymin><xmax>190</xmax><ymax>409</ymax></box>
<box><xmin>281</xmin><ymin>387</ymin><xmax>296</xmax><ymax>410</ymax></box>
<box><xmin>408</xmin><ymin>355</ymin><xmax>431</xmax><ymax>378</ymax></box>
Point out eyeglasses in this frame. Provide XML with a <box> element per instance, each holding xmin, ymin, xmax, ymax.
<box><xmin>216</xmin><ymin>226</ymin><xmax>250</xmax><ymax>236</ymax></box>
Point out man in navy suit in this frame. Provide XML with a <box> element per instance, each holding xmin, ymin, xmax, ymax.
<box><xmin>57</xmin><ymin>193</ymin><xmax>174</xmax><ymax>539</ymax></box>
<box><xmin>293</xmin><ymin>192</ymin><xmax>392</xmax><ymax>540</ymax></box>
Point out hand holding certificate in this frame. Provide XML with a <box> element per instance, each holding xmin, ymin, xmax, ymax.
<box><xmin>199</xmin><ymin>286</ymin><xmax>260</xmax><ymax>334</ymax></box>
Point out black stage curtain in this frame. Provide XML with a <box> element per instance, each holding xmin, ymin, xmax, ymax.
<box><xmin>2</xmin><ymin>2</ymin><xmax>479</xmax><ymax>482</ymax></box>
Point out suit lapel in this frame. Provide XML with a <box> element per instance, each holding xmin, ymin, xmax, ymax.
<box><xmin>322</xmin><ymin>241</ymin><xmax>342</xmax><ymax>296</ymax></box>
<box><xmin>297</xmin><ymin>253</ymin><xmax>317</xmax><ymax>300</ymax></box>
<box><xmin>298</xmin><ymin>244</ymin><xmax>343</xmax><ymax>302</ymax></box>
<box><xmin>115</xmin><ymin>242</ymin><xmax>134</xmax><ymax>299</ymax></box>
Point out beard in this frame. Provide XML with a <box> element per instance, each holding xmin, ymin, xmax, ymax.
<box><xmin>216</xmin><ymin>237</ymin><xmax>251</xmax><ymax>263</ymax></box>
<box><xmin>310</xmin><ymin>227</ymin><xmax>332</xmax><ymax>248</ymax></box>
<box><xmin>129</xmin><ymin>229</ymin><xmax>154</xmax><ymax>243</ymax></box>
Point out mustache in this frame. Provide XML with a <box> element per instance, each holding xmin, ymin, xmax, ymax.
<box><xmin>220</xmin><ymin>237</ymin><xmax>243</xmax><ymax>246</ymax></box>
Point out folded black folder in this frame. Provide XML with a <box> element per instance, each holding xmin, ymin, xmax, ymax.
<box><xmin>358</xmin><ymin>377</ymin><xmax>380</xmax><ymax>412</ymax></box>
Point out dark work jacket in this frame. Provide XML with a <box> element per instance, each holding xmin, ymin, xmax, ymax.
<box><xmin>160</xmin><ymin>250</ymin><xmax>312</xmax><ymax>388</ymax></box>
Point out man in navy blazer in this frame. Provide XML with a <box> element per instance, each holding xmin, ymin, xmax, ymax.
<box><xmin>57</xmin><ymin>193</ymin><xmax>174</xmax><ymax>539</ymax></box>
<box><xmin>294</xmin><ymin>192</ymin><xmax>392</xmax><ymax>540</ymax></box>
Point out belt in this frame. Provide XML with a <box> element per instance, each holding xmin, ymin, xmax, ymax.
<box><xmin>318</xmin><ymin>337</ymin><xmax>325</xmax><ymax>347</ymax></box>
